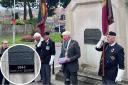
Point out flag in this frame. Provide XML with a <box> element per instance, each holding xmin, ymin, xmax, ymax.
<box><xmin>101</xmin><ymin>0</ymin><xmax>114</xmax><ymax>77</ymax></box>
<box><xmin>37</xmin><ymin>0</ymin><xmax>48</xmax><ymax>36</ymax></box>
<box><xmin>102</xmin><ymin>0</ymin><xmax>114</xmax><ymax>35</ymax></box>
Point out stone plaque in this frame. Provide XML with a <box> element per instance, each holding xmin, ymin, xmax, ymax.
<box><xmin>84</xmin><ymin>29</ymin><xmax>101</xmax><ymax>44</ymax></box>
<box><xmin>8</xmin><ymin>45</ymin><xmax>34</xmax><ymax>73</ymax></box>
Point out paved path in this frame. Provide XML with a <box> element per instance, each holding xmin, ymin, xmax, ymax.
<box><xmin>28</xmin><ymin>74</ymin><xmax>63</xmax><ymax>85</ymax></box>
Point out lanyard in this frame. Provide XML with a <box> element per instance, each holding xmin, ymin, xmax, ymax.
<box><xmin>64</xmin><ymin>39</ymin><xmax>71</xmax><ymax>57</ymax></box>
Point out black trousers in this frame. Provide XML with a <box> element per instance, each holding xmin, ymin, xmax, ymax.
<box><xmin>102</xmin><ymin>77</ymin><xmax>117</xmax><ymax>85</ymax></box>
<box><xmin>0</xmin><ymin>71</ymin><xmax>9</xmax><ymax>85</ymax></box>
<box><xmin>40</xmin><ymin>64</ymin><xmax>51</xmax><ymax>85</ymax></box>
<box><xmin>63</xmin><ymin>68</ymin><xmax>78</xmax><ymax>85</ymax></box>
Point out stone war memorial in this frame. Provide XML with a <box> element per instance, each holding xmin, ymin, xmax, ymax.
<box><xmin>56</xmin><ymin>0</ymin><xmax>128</xmax><ymax>84</ymax></box>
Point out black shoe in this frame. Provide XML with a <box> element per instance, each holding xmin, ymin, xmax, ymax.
<box><xmin>37</xmin><ymin>80</ymin><xmax>42</xmax><ymax>82</ymax></box>
<box><xmin>32</xmin><ymin>80</ymin><xmax>35</xmax><ymax>82</ymax></box>
<box><xmin>50</xmin><ymin>82</ymin><xmax>54</xmax><ymax>85</ymax></box>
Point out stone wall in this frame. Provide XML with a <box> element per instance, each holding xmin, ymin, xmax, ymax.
<box><xmin>0</xmin><ymin>24</ymin><xmax>33</xmax><ymax>36</ymax></box>
<box><xmin>65</xmin><ymin>0</ymin><xmax>128</xmax><ymax>80</ymax></box>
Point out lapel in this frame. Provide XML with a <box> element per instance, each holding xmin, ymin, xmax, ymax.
<box><xmin>68</xmin><ymin>40</ymin><xmax>72</xmax><ymax>48</ymax></box>
<box><xmin>68</xmin><ymin>39</ymin><xmax>74</xmax><ymax>50</ymax></box>
<box><xmin>62</xmin><ymin>39</ymin><xmax>72</xmax><ymax>51</ymax></box>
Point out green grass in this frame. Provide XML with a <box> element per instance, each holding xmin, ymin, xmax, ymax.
<box><xmin>50</xmin><ymin>32</ymin><xmax>62</xmax><ymax>42</ymax></box>
<box><xmin>0</xmin><ymin>32</ymin><xmax>62</xmax><ymax>46</ymax></box>
<box><xmin>0</xmin><ymin>34</ymin><xmax>34</xmax><ymax>46</ymax></box>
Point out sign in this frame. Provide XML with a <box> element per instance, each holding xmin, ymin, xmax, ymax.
<box><xmin>8</xmin><ymin>45</ymin><xmax>34</xmax><ymax>73</ymax></box>
<box><xmin>84</xmin><ymin>29</ymin><xmax>101</xmax><ymax>44</ymax></box>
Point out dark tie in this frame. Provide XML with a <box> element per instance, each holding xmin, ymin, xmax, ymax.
<box><xmin>64</xmin><ymin>41</ymin><xmax>68</xmax><ymax>48</ymax></box>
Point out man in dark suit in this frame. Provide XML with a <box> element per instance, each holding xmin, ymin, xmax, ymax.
<box><xmin>0</xmin><ymin>40</ymin><xmax>10</xmax><ymax>85</ymax></box>
<box><xmin>95</xmin><ymin>31</ymin><xmax>125</xmax><ymax>85</ymax></box>
<box><xmin>39</xmin><ymin>32</ymin><xmax>56</xmax><ymax>85</ymax></box>
<box><xmin>59</xmin><ymin>31</ymin><xmax>81</xmax><ymax>85</ymax></box>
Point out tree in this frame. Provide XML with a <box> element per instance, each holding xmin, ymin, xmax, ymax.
<box><xmin>0</xmin><ymin>0</ymin><xmax>71</xmax><ymax>18</ymax></box>
<box><xmin>47</xmin><ymin>0</ymin><xmax>71</xmax><ymax>16</ymax></box>
<box><xmin>19</xmin><ymin>0</ymin><xmax>35</xmax><ymax>20</ymax></box>
<box><xmin>23</xmin><ymin>0</ymin><xmax>27</xmax><ymax>20</ymax></box>
<box><xmin>60</xmin><ymin>0</ymin><xmax>71</xmax><ymax>8</ymax></box>
<box><xmin>0</xmin><ymin>0</ymin><xmax>36</xmax><ymax>20</ymax></box>
<box><xmin>0</xmin><ymin>0</ymin><xmax>17</xmax><ymax>8</ymax></box>
<box><xmin>27</xmin><ymin>1</ymin><xmax>33</xmax><ymax>19</ymax></box>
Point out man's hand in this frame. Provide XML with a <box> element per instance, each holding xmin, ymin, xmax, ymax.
<box><xmin>115</xmin><ymin>69</ymin><xmax>124</xmax><ymax>82</ymax></box>
<box><xmin>96</xmin><ymin>36</ymin><xmax>107</xmax><ymax>48</ymax></box>
<box><xmin>49</xmin><ymin>55</ymin><xmax>55</xmax><ymax>65</ymax></box>
<box><xmin>58</xmin><ymin>57</ymin><xmax>70</xmax><ymax>64</ymax></box>
<box><xmin>100</xmin><ymin>36</ymin><xmax>107</xmax><ymax>42</ymax></box>
<box><xmin>37</xmin><ymin>38</ymin><xmax>44</xmax><ymax>47</ymax></box>
<box><xmin>65</xmin><ymin>57</ymin><xmax>70</xmax><ymax>62</ymax></box>
<box><xmin>58</xmin><ymin>57</ymin><xmax>66</xmax><ymax>64</ymax></box>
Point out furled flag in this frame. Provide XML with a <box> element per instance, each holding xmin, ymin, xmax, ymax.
<box><xmin>102</xmin><ymin>0</ymin><xmax>114</xmax><ymax>35</ymax></box>
<box><xmin>37</xmin><ymin>0</ymin><xmax>48</xmax><ymax>36</ymax></box>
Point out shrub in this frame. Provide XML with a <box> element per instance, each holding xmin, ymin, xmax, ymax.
<box><xmin>16</xmin><ymin>19</ymin><xmax>25</xmax><ymax>25</ymax></box>
<box><xmin>21</xmin><ymin>35</ymin><xmax>34</xmax><ymax>42</ymax></box>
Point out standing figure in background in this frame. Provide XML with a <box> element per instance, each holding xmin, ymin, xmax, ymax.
<box><xmin>59</xmin><ymin>31</ymin><xmax>81</xmax><ymax>85</ymax></box>
<box><xmin>95</xmin><ymin>31</ymin><xmax>125</xmax><ymax>85</ymax></box>
<box><xmin>0</xmin><ymin>40</ymin><xmax>10</xmax><ymax>85</ymax></box>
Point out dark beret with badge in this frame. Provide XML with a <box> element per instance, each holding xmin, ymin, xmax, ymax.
<box><xmin>108</xmin><ymin>31</ymin><xmax>116</xmax><ymax>36</ymax></box>
<box><xmin>44</xmin><ymin>32</ymin><xmax>50</xmax><ymax>36</ymax></box>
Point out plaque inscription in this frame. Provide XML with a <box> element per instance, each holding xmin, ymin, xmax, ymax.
<box><xmin>8</xmin><ymin>45</ymin><xmax>34</xmax><ymax>73</ymax></box>
<box><xmin>84</xmin><ymin>29</ymin><xmax>101</xmax><ymax>44</ymax></box>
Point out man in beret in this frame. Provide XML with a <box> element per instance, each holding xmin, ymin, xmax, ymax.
<box><xmin>95</xmin><ymin>31</ymin><xmax>125</xmax><ymax>85</ymax></box>
<box><xmin>39</xmin><ymin>32</ymin><xmax>56</xmax><ymax>85</ymax></box>
<box><xmin>59</xmin><ymin>31</ymin><xmax>81</xmax><ymax>85</ymax></box>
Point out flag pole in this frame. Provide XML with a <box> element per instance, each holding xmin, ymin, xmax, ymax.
<box><xmin>102</xmin><ymin>41</ymin><xmax>105</xmax><ymax>76</ymax></box>
<box><xmin>13</xmin><ymin>0</ymin><xmax>16</xmax><ymax>45</ymax></box>
<box><xmin>58</xmin><ymin>0</ymin><xmax>61</xmax><ymax>33</ymax></box>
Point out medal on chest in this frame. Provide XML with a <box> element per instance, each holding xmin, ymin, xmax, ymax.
<box><xmin>46</xmin><ymin>45</ymin><xmax>50</xmax><ymax>50</ymax></box>
<box><xmin>110</xmin><ymin>48</ymin><xmax>115</xmax><ymax>60</ymax></box>
<box><xmin>111</xmin><ymin>48</ymin><xmax>115</xmax><ymax>53</ymax></box>
<box><xmin>45</xmin><ymin>41</ymin><xmax>50</xmax><ymax>51</ymax></box>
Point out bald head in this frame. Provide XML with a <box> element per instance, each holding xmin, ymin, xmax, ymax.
<box><xmin>33</xmin><ymin>32</ymin><xmax>41</xmax><ymax>37</ymax></box>
<box><xmin>33</xmin><ymin>32</ymin><xmax>41</xmax><ymax>42</ymax></box>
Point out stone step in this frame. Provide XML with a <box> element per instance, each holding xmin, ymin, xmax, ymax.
<box><xmin>55</xmin><ymin>71</ymin><xmax>128</xmax><ymax>85</ymax></box>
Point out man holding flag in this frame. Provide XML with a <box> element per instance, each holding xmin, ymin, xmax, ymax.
<box><xmin>95</xmin><ymin>0</ymin><xmax>125</xmax><ymax>85</ymax></box>
<box><xmin>96</xmin><ymin>31</ymin><xmax>125</xmax><ymax>85</ymax></box>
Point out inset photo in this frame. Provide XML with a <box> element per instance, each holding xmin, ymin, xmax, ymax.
<box><xmin>1</xmin><ymin>44</ymin><xmax>41</xmax><ymax>85</ymax></box>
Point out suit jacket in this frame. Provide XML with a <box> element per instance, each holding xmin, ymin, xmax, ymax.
<box><xmin>59</xmin><ymin>39</ymin><xmax>81</xmax><ymax>72</ymax></box>
<box><xmin>0</xmin><ymin>47</ymin><xmax>8</xmax><ymax>57</ymax></box>
<box><xmin>36</xmin><ymin>39</ymin><xmax>55</xmax><ymax>64</ymax></box>
<box><xmin>96</xmin><ymin>42</ymin><xmax>125</xmax><ymax>80</ymax></box>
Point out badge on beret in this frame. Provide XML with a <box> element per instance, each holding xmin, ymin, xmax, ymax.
<box><xmin>111</xmin><ymin>48</ymin><xmax>115</xmax><ymax>52</ymax></box>
<box><xmin>110</xmin><ymin>56</ymin><xmax>115</xmax><ymax>60</ymax></box>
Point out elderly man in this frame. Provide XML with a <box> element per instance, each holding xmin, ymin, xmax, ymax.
<box><xmin>33</xmin><ymin>32</ymin><xmax>44</xmax><ymax>49</ymax></box>
<box><xmin>33</xmin><ymin>32</ymin><xmax>44</xmax><ymax>82</ymax></box>
<box><xmin>59</xmin><ymin>31</ymin><xmax>81</xmax><ymax>85</ymax></box>
<box><xmin>39</xmin><ymin>32</ymin><xmax>56</xmax><ymax>85</ymax></box>
<box><xmin>0</xmin><ymin>40</ymin><xmax>10</xmax><ymax>85</ymax></box>
<box><xmin>95</xmin><ymin>31</ymin><xmax>125</xmax><ymax>85</ymax></box>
